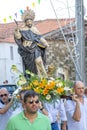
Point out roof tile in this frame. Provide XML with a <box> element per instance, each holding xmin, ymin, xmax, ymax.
<box><xmin>0</xmin><ymin>19</ymin><xmax>75</xmax><ymax>43</ymax></box>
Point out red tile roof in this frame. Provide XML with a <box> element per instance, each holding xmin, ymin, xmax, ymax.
<box><xmin>0</xmin><ymin>18</ymin><xmax>75</xmax><ymax>43</ymax></box>
<box><xmin>35</xmin><ymin>19</ymin><xmax>75</xmax><ymax>34</ymax></box>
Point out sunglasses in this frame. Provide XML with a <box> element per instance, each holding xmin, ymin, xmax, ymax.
<box><xmin>0</xmin><ymin>94</ymin><xmax>8</xmax><ymax>97</ymax></box>
<box><xmin>28</xmin><ymin>100</ymin><xmax>39</xmax><ymax>104</ymax></box>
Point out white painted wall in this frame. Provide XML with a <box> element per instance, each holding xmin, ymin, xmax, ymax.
<box><xmin>0</xmin><ymin>43</ymin><xmax>23</xmax><ymax>84</ymax></box>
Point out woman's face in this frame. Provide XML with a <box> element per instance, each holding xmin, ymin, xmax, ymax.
<box><xmin>25</xmin><ymin>19</ymin><xmax>33</xmax><ymax>28</ymax></box>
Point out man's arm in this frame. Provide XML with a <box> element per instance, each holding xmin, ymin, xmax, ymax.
<box><xmin>61</xmin><ymin>121</ymin><xmax>67</xmax><ymax>130</ymax></box>
<box><xmin>72</xmin><ymin>101</ymin><xmax>81</xmax><ymax>121</ymax></box>
<box><xmin>0</xmin><ymin>98</ymin><xmax>14</xmax><ymax>114</ymax></box>
<box><xmin>39</xmin><ymin>101</ymin><xmax>48</xmax><ymax>116</ymax></box>
<box><xmin>72</xmin><ymin>95</ymin><xmax>81</xmax><ymax>121</ymax></box>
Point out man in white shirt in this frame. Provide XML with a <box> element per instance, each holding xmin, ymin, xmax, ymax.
<box><xmin>65</xmin><ymin>81</ymin><xmax>87</xmax><ymax>130</ymax></box>
<box><xmin>0</xmin><ymin>88</ymin><xmax>14</xmax><ymax>130</ymax></box>
<box><xmin>40</xmin><ymin>99</ymin><xmax>67</xmax><ymax>130</ymax></box>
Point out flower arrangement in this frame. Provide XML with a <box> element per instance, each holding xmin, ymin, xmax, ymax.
<box><xmin>11</xmin><ymin>65</ymin><xmax>73</xmax><ymax>102</ymax></box>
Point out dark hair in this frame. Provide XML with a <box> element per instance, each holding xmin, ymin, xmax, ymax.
<box><xmin>84</xmin><ymin>88</ymin><xmax>87</xmax><ymax>94</ymax></box>
<box><xmin>24</xmin><ymin>90</ymin><xmax>39</xmax><ymax>103</ymax></box>
<box><xmin>19</xmin><ymin>90</ymin><xmax>28</xmax><ymax>100</ymax></box>
<box><xmin>19</xmin><ymin>90</ymin><xmax>27</xmax><ymax>95</ymax></box>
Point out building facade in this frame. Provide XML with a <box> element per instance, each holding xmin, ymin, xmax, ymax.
<box><xmin>0</xmin><ymin>43</ymin><xmax>23</xmax><ymax>84</ymax></box>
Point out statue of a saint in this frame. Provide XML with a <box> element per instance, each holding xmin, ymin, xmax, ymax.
<box><xmin>14</xmin><ymin>9</ymin><xmax>49</xmax><ymax>78</ymax></box>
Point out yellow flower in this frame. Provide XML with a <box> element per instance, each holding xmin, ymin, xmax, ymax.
<box><xmin>56</xmin><ymin>87</ymin><xmax>64</xmax><ymax>95</ymax></box>
<box><xmin>34</xmin><ymin>87</ymin><xmax>40</xmax><ymax>93</ymax></box>
<box><xmin>33</xmin><ymin>80</ymin><xmax>39</xmax><ymax>86</ymax></box>
<box><xmin>39</xmin><ymin>82</ymin><xmax>45</xmax><ymax>88</ymax></box>
<box><xmin>11</xmin><ymin>65</ymin><xmax>73</xmax><ymax>102</ymax></box>
<box><xmin>43</xmin><ymin>88</ymin><xmax>49</xmax><ymax>95</ymax></box>
<box><xmin>47</xmin><ymin>81</ymin><xmax>56</xmax><ymax>89</ymax></box>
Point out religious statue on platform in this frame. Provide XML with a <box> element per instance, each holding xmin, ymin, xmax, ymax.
<box><xmin>14</xmin><ymin>9</ymin><xmax>49</xmax><ymax>78</ymax></box>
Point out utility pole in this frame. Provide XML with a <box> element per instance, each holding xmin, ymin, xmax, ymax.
<box><xmin>75</xmin><ymin>0</ymin><xmax>86</xmax><ymax>84</ymax></box>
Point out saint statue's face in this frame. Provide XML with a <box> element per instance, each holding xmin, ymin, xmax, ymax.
<box><xmin>25</xmin><ymin>19</ymin><xmax>33</xmax><ymax>28</ymax></box>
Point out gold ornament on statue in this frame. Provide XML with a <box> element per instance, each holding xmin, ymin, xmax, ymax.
<box><xmin>47</xmin><ymin>65</ymin><xmax>55</xmax><ymax>77</ymax></box>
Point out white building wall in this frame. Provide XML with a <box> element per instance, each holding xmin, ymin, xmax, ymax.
<box><xmin>0</xmin><ymin>43</ymin><xmax>23</xmax><ymax>84</ymax></box>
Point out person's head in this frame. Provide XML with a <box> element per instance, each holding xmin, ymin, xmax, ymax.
<box><xmin>21</xmin><ymin>9</ymin><xmax>35</xmax><ymax>28</ymax></box>
<box><xmin>23</xmin><ymin>90</ymin><xmax>39</xmax><ymax>114</ymax></box>
<box><xmin>19</xmin><ymin>90</ymin><xmax>27</xmax><ymax>101</ymax></box>
<box><xmin>84</xmin><ymin>88</ymin><xmax>87</xmax><ymax>97</ymax></box>
<box><xmin>73</xmin><ymin>81</ymin><xmax>85</xmax><ymax>97</ymax></box>
<box><xmin>0</xmin><ymin>88</ymin><xmax>9</xmax><ymax>104</ymax></box>
<box><xmin>18</xmin><ymin>89</ymin><xmax>28</xmax><ymax>109</ymax></box>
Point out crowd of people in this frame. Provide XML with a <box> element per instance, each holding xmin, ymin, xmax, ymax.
<box><xmin>0</xmin><ymin>81</ymin><xmax>87</xmax><ymax>130</ymax></box>
<box><xmin>1</xmin><ymin>9</ymin><xmax>87</xmax><ymax>130</ymax></box>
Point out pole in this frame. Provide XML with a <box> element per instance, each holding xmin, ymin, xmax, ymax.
<box><xmin>75</xmin><ymin>0</ymin><xmax>86</xmax><ymax>84</ymax></box>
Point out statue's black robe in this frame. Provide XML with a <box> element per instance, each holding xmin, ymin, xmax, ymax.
<box><xmin>14</xmin><ymin>30</ymin><xmax>46</xmax><ymax>75</ymax></box>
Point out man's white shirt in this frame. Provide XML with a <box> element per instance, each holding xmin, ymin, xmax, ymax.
<box><xmin>65</xmin><ymin>97</ymin><xmax>87</xmax><ymax>130</ymax></box>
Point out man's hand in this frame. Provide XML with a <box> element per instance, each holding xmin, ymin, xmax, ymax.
<box><xmin>71</xmin><ymin>95</ymin><xmax>79</xmax><ymax>102</ymax></box>
<box><xmin>10</xmin><ymin>96</ymin><xmax>15</xmax><ymax>103</ymax></box>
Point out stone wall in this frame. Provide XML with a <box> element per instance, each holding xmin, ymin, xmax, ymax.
<box><xmin>46</xmin><ymin>39</ymin><xmax>75</xmax><ymax>81</ymax></box>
